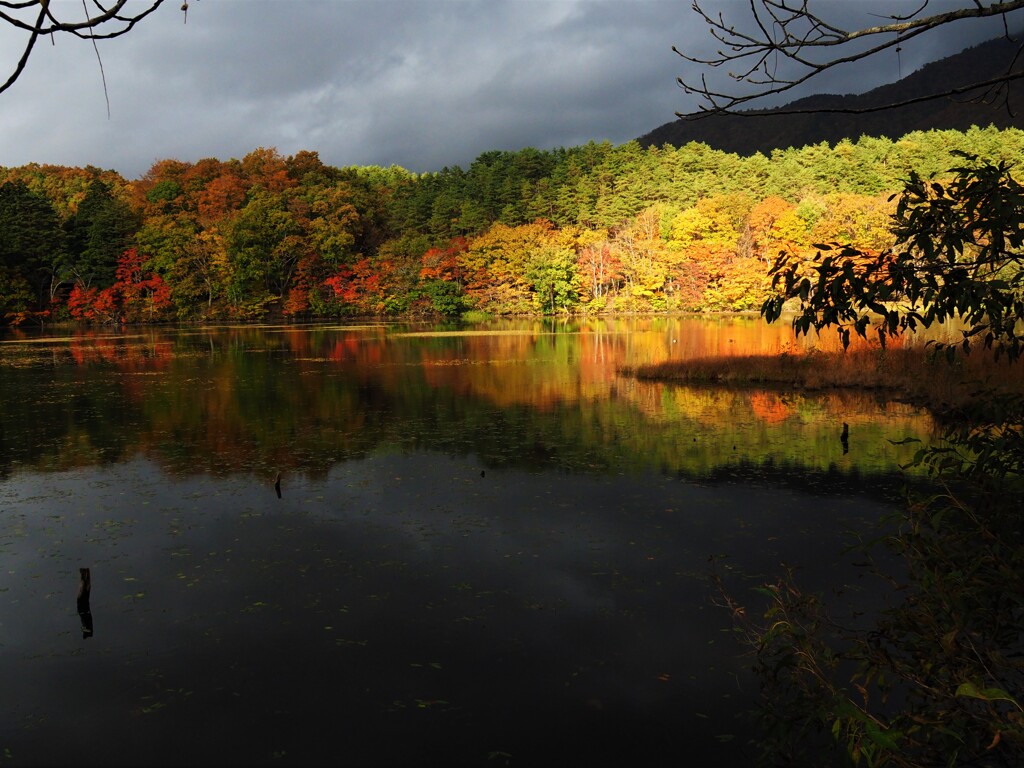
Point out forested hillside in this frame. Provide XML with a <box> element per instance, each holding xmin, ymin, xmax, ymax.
<box><xmin>1</xmin><ymin>125</ymin><xmax>1022</xmax><ymax>325</ymax></box>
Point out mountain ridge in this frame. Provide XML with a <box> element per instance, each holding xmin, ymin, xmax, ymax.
<box><xmin>638</xmin><ymin>36</ymin><xmax>1024</xmax><ymax>155</ymax></box>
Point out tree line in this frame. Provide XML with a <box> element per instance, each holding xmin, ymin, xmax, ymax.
<box><xmin>1</xmin><ymin>125</ymin><xmax>1022</xmax><ymax>325</ymax></box>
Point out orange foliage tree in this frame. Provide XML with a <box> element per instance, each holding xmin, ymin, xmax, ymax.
<box><xmin>666</xmin><ymin>198</ymin><xmax>743</xmax><ymax>309</ymax></box>
<box><xmin>748</xmin><ymin>196</ymin><xmax>809</xmax><ymax>264</ymax></box>
<box><xmin>417</xmin><ymin>238</ymin><xmax>469</xmax><ymax>315</ymax></box>
<box><xmin>67</xmin><ymin>248</ymin><xmax>171</xmax><ymax>323</ymax></box>
<box><xmin>113</xmin><ymin>247</ymin><xmax>172</xmax><ymax>321</ymax></box>
<box><xmin>577</xmin><ymin>240</ymin><xmax>623</xmax><ymax>310</ymax></box>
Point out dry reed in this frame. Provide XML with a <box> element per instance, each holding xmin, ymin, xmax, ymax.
<box><xmin>631</xmin><ymin>343</ymin><xmax>1024</xmax><ymax>418</ymax></box>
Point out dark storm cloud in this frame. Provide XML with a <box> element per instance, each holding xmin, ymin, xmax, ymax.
<box><xmin>0</xmin><ymin>1</ymin><xmax>1016</xmax><ymax>179</ymax></box>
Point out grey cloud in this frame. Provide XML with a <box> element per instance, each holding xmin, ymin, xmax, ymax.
<box><xmin>0</xmin><ymin>0</ymin><xmax>1016</xmax><ymax>179</ymax></box>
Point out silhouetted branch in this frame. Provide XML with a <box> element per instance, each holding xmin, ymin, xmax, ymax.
<box><xmin>675</xmin><ymin>0</ymin><xmax>1024</xmax><ymax>118</ymax></box>
<box><xmin>1</xmin><ymin>0</ymin><xmax>192</xmax><ymax>97</ymax></box>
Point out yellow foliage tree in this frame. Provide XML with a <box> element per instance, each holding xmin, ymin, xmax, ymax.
<box><xmin>459</xmin><ymin>220</ymin><xmax>562</xmax><ymax>313</ymax></box>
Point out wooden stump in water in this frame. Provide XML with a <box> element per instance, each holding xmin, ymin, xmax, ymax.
<box><xmin>77</xmin><ymin>567</ymin><xmax>93</xmax><ymax>639</ymax></box>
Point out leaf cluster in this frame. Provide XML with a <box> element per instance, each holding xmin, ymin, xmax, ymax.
<box><xmin>763</xmin><ymin>153</ymin><xmax>1024</xmax><ymax>363</ymax></box>
<box><xmin>716</xmin><ymin>479</ymin><xmax>1024</xmax><ymax>767</ymax></box>
<box><xmin>740</xmin><ymin>156</ymin><xmax>1024</xmax><ymax>766</ymax></box>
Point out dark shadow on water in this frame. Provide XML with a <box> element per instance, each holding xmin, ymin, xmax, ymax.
<box><xmin>0</xmin><ymin>322</ymin><xmax>934</xmax><ymax>766</ymax></box>
<box><xmin>0</xmin><ymin>452</ymin><xmax>905</xmax><ymax>767</ymax></box>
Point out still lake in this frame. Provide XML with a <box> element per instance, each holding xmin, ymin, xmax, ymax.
<box><xmin>0</xmin><ymin>316</ymin><xmax>935</xmax><ymax>766</ymax></box>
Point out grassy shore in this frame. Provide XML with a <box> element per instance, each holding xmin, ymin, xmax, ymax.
<box><xmin>629</xmin><ymin>342</ymin><xmax>1024</xmax><ymax>420</ymax></box>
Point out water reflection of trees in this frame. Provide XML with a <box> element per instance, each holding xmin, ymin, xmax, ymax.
<box><xmin>0</xmin><ymin>321</ymin><xmax>934</xmax><ymax>481</ymax></box>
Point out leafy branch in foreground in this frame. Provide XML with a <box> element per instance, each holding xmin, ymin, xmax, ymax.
<box><xmin>761</xmin><ymin>152</ymin><xmax>1024</xmax><ymax>486</ymax></box>
<box><xmin>715</xmin><ymin>482</ymin><xmax>1024</xmax><ymax>767</ymax></box>
<box><xmin>762</xmin><ymin>153</ymin><xmax>1024</xmax><ymax>363</ymax></box>
<box><xmin>734</xmin><ymin>156</ymin><xmax>1024</xmax><ymax>766</ymax></box>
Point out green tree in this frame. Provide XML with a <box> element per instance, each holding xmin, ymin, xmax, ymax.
<box><xmin>614</xmin><ymin>205</ymin><xmax>675</xmax><ymax>309</ymax></box>
<box><xmin>167</xmin><ymin>229</ymin><xmax>229</xmax><ymax>318</ymax></box>
<box><xmin>66</xmin><ymin>179</ymin><xmax>139</xmax><ymax>289</ymax></box>
<box><xmin>134</xmin><ymin>213</ymin><xmax>197</xmax><ymax>278</ymax></box>
<box><xmin>304</xmin><ymin>184</ymin><xmax>361</xmax><ymax>266</ymax></box>
<box><xmin>224</xmin><ymin>191</ymin><xmax>303</xmax><ymax>309</ymax></box>
<box><xmin>0</xmin><ymin>265</ymin><xmax>36</xmax><ymax>324</ymax></box>
<box><xmin>0</xmin><ymin>180</ymin><xmax>68</xmax><ymax>308</ymax></box>
<box><xmin>526</xmin><ymin>244</ymin><xmax>579</xmax><ymax>314</ymax></box>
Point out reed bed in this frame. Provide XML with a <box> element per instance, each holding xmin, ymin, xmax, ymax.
<box><xmin>630</xmin><ymin>343</ymin><xmax>1024</xmax><ymax>418</ymax></box>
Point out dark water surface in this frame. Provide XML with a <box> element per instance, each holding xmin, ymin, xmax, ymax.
<box><xmin>0</xmin><ymin>318</ymin><xmax>935</xmax><ymax>766</ymax></box>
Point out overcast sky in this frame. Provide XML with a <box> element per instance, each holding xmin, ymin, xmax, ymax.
<box><xmin>0</xmin><ymin>0</ymin><xmax>1015</xmax><ymax>180</ymax></box>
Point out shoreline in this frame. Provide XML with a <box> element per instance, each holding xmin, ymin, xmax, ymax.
<box><xmin>626</xmin><ymin>346</ymin><xmax>1024</xmax><ymax>422</ymax></box>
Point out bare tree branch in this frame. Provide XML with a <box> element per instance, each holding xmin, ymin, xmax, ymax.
<box><xmin>0</xmin><ymin>0</ymin><xmax>191</xmax><ymax>97</ymax></box>
<box><xmin>675</xmin><ymin>0</ymin><xmax>1024</xmax><ymax>118</ymax></box>
<box><xmin>0</xmin><ymin>1</ymin><xmax>45</xmax><ymax>95</ymax></box>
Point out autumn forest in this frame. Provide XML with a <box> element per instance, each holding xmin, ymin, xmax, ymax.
<box><xmin>2</xmin><ymin>125</ymin><xmax>1022</xmax><ymax>326</ymax></box>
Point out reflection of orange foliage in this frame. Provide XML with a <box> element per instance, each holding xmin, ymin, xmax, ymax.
<box><xmin>65</xmin><ymin>331</ymin><xmax>172</xmax><ymax>372</ymax></box>
<box><xmin>415</xmin><ymin>332</ymin><xmax>580</xmax><ymax>411</ymax></box>
<box><xmin>323</xmin><ymin>336</ymin><xmax>381</xmax><ymax>367</ymax></box>
<box><xmin>411</xmin><ymin>317</ymin><xmax>842</xmax><ymax>412</ymax></box>
<box><xmin>329</xmin><ymin>339</ymin><xmax>352</xmax><ymax>362</ymax></box>
<box><xmin>282</xmin><ymin>328</ymin><xmax>312</xmax><ymax>356</ymax></box>
<box><xmin>67</xmin><ymin>336</ymin><xmax>117</xmax><ymax>365</ymax></box>
<box><xmin>8</xmin><ymin>321</ymin><xmax>946</xmax><ymax>479</ymax></box>
<box><xmin>749</xmin><ymin>392</ymin><xmax>795</xmax><ymax>423</ymax></box>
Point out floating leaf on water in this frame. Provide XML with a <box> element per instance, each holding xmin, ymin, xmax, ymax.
<box><xmin>415</xmin><ymin>699</ymin><xmax>449</xmax><ymax>709</ymax></box>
